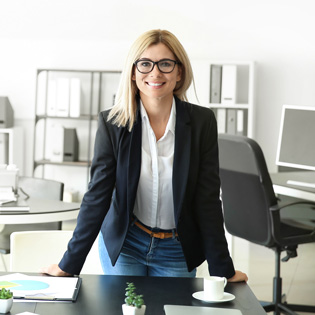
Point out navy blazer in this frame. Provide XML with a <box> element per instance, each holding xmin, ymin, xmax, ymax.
<box><xmin>59</xmin><ymin>96</ymin><xmax>235</xmax><ymax>278</ymax></box>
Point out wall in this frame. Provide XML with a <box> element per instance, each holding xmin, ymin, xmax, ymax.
<box><xmin>1</xmin><ymin>0</ymin><xmax>315</xmax><ymax>186</ymax></box>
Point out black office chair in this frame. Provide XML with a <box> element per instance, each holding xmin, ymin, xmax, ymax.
<box><xmin>0</xmin><ymin>176</ymin><xmax>64</xmax><ymax>255</ymax></box>
<box><xmin>218</xmin><ymin>134</ymin><xmax>315</xmax><ymax>315</ymax></box>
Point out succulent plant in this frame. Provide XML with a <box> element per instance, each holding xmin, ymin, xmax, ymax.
<box><xmin>0</xmin><ymin>288</ymin><xmax>13</xmax><ymax>300</ymax></box>
<box><xmin>124</xmin><ymin>282</ymin><xmax>144</xmax><ymax>309</ymax></box>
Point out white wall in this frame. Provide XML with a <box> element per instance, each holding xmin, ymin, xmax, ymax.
<box><xmin>1</xmin><ymin>0</ymin><xmax>315</xmax><ymax>182</ymax></box>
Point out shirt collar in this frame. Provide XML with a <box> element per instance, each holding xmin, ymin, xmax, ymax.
<box><xmin>140</xmin><ymin>98</ymin><xmax>176</xmax><ymax>135</ymax></box>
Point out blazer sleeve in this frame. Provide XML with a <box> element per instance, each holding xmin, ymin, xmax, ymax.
<box><xmin>59</xmin><ymin>112</ymin><xmax>117</xmax><ymax>275</ymax></box>
<box><xmin>194</xmin><ymin>109</ymin><xmax>235</xmax><ymax>278</ymax></box>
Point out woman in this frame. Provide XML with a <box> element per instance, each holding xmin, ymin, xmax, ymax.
<box><xmin>42</xmin><ymin>29</ymin><xmax>247</xmax><ymax>282</ymax></box>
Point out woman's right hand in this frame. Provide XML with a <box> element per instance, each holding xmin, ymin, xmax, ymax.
<box><xmin>40</xmin><ymin>264</ymin><xmax>72</xmax><ymax>277</ymax></box>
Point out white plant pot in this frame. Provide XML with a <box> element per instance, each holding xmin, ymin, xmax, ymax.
<box><xmin>0</xmin><ymin>298</ymin><xmax>13</xmax><ymax>314</ymax></box>
<box><xmin>122</xmin><ymin>303</ymin><xmax>146</xmax><ymax>315</ymax></box>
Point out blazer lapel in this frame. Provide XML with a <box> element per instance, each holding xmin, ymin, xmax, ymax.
<box><xmin>173</xmin><ymin>98</ymin><xmax>191</xmax><ymax>225</ymax></box>
<box><xmin>127</xmin><ymin>107</ymin><xmax>142</xmax><ymax>217</ymax></box>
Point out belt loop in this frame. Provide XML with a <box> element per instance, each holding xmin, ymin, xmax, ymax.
<box><xmin>172</xmin><ymin>230</ymin><xmax>176</xmax><ymax>239</ymax></box>
<box><xmin>131</xmin><ymin>215</ymin><xmax>137</xmax><ymax>226</ymax></box>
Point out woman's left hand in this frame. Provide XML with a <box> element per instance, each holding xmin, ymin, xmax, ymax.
<box><xmin>227</xmin><ymin>270</ymin><xmax>248</xmax><ymax>282</ymax></box>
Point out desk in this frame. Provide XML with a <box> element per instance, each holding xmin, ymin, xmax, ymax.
<box><xmin>0</xmin><ymin>198</ymin><xmax>80</xmax><ymax>224</ymax></box>
<box><xmin>7</xmin><ymin>274</ymin><xmax>265</xmax><ymax>315</ymax></box>
<box><xmin>271</xmin><ymin>171</ymin><xmax>315</xmax><ymax>202</ymax></box>
<box><xmin>271</xmin><ymin>171</ymin><xmax>315</xmax><ymax>229</ymax></box>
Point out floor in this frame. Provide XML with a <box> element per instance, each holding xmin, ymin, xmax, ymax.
<box><xmin>1</xmin><ymin>223</ymin><xmax>314</xmax><ymax>314</ymax></box>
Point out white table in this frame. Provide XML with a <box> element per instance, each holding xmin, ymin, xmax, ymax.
<box><xmin>0</xmin><ymin>198</ymin><xmax>80</xmax><ymax>224</ymax></box>
<box><xmin>271</xmin><ymin>171</ymin><xmax>315</xmax><ymax>202</ymax></box>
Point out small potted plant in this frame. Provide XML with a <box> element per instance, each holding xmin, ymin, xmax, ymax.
<box><xmin>122</xmin><ymin>282</ymin><xmax>146</xmax><ymax>315</ymax></box>
<box><xmin>0</xmin><ymin>288</ymin><xmax>13</xmax><ymax>314</ymax></box>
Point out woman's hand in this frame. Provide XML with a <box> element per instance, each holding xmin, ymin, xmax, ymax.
<box><xmin>227</xmin><ymin>270</ymin><xmax>248</xmax><ymax>282</ymax></box>
<box><xmin>40</xmin><ymin>264</ymin><xmax>72</xmax><ymax>277</ymax></box>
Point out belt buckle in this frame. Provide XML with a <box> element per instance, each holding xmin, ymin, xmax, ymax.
<box><xmin>159</xmin><ymin>232</ymin><xmax>166</xmax><ymax>239</ymax></box>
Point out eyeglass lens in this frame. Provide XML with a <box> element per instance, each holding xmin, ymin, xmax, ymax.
<box><xmin>136</xmin><ymin>59</ymin><xmax>177</xmax><ymax>73</ymax></box>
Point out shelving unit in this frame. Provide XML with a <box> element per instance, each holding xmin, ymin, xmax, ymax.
<box><xmin>189</xmin><ymin>60</ymin><xmax>255</xmax><ymax>138</ymax></box>
<box><xmin>33</xmin><ymin>69</ymin><xmax>121</xmax><ymax>199</ymax></box>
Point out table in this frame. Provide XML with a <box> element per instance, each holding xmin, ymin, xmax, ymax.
<box><xmin>271</xmin><ymin>171</ymin><xmax>315</xmax><ymax>230</ymax></box>
<box><xmin>8</xmin><ymin>274</ymin><xmax>266</xmax><ymax>315</ymax></box>
<box><xmin>0</xmin><ymin>198</ymin><xmax>80</xmax><ymax>224</ymax></box>
<box><xmin>271</xmin><ymin>171</ymin><xmax>315</xmax><ymax>202</ymax></box>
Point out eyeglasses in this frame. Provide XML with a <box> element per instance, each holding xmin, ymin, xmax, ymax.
<box><xmin>134</xmin><ymin>59</ymin><xmax>179</xmax><ymax>74</ymax></box>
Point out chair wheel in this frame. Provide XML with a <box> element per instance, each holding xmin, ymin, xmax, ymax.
<box><xmin>281</xmin><ymin>293</ymin><xmax>287</xmax><ymax>303</ymax></box>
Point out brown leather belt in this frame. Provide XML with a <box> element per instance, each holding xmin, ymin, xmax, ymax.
<box><xmin>134</xmin><ymin>221</ymin><xmax>178</xmax><ymax>239</ymax></box>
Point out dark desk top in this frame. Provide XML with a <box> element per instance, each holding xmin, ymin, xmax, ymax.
<box><xmin>8</xmin><ymin>274</ymin><xmax>265</xmax><ymax>315</ymax></box>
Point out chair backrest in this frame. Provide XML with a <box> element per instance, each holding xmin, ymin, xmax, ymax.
<box><xmin>18</xmin><ymin>177</ymin><xmax>64</xmax><ymax>201</ymax></box>
<box><xmin>218</xmin><ymin>134</ymin><xmax>278</xmax><ymax>247</ymax></box>
<box><xmin>9</xmin><ymin>230</ymin><xmax>102</xmax><ymax>274</ymax></box>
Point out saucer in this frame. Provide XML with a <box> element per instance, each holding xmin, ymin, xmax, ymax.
<box><xmin>192</xmin><ymin>291</ymin><xmax>235</xmax><ymax>303</ymax></box>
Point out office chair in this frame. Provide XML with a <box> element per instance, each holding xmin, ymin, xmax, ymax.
<box><xmin>0</xmin><ymin>177</ymin><xmax>64</xmax><ymax>256</ymax></box>
<box><xmin>218</xmin><ymin>134</ymin><xmax>315</xmax><ymax>315</ymax></box>
<box><xmin>9</xmin><ymin>230</ymin><xmax>102</xmax><ymax>274</ymax></box>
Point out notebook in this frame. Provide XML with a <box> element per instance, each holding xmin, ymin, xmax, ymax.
<box><xmin>164</xmin><ymin>305</ymin><xmax>242</xmax><ymax>315</ymax></box>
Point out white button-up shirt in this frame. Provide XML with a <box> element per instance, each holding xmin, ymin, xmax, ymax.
<box><xmin>133</xmin><ymin>98</ymin><xmax>176</xmax><ymax>230</ymax></box>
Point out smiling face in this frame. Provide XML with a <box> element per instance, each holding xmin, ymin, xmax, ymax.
<box><xmin>132</xmin><ymin>43</ymin><xmax>181</xmax><ymax>105</ymax></box>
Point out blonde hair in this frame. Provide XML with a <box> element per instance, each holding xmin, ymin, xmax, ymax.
<box><xmin>107</xmin><ymin>29</ymin><xmax>194</xmax><ymax>131</ymax></box>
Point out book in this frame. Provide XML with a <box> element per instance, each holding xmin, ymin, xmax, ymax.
<box><xmin>0</xmin><ymin>198</ymin><xmax>30</xmax><ymax>211</ymax></box>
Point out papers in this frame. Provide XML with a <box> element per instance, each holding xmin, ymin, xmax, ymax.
<box><xmin>0</xmin><ymin>273</ymin><xmax>81</xmax><ymax>301</ymax></box>
<box><xmin>0</xmin><ymin>198</ymin><xmax>30</xmax><ymax>212</ymax></box>
<box><xmin>0</xmin><ymin>187</ymin><xmax>17</xmax><ymax>204</ymax></box>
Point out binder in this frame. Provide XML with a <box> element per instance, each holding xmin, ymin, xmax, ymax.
<box><xmin>50</xmin><ymin>124</ymin><xmax>64</xmax><ymax>162</ymax></box>
<box><xmin>227</xmin><ymin>109</ymin><xmax>237</xmax><ymax>134</ymax></box>
<box><xmin>69</xmin><ymin>78</ymin><xmax>81</xmax><ymax>117</ymax></box>
<box><xmin>56</xmin><ymin>78</ymin><xmax>70</xmax><ymax>117</ymax></box>
<box><xmin>47</xmin><ymin>79</ymin><xmax>57</xmax><ymax>116</ymax></box>
<box><xmin>210</xmin><ymin>65</ymin><xmax>222</xmax><ymax>103</ymax></box>
<box><xmin>216</xmin><ymin>109</ymin><xmax>226</xmax><ymax>134</ymax></box>
<box><xmin>63</xmin><ymin>128</ymin><xmax>79</xmax><ymax>162</ymax></box>
<box><xmin>221</xmin><ymin>65</ymin><xmax>237</xmax><ymax>104</ymax></box>
<box><xmin>236</xmin><ymin>109</ymin><xmax>244</xmax><ymax>135</ymax></box>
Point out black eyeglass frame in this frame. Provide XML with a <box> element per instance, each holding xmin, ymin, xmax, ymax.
<box><xmin>134</xmin><ymin>58</ymin><xmax>179</xmax><ymax>74</ymax></box>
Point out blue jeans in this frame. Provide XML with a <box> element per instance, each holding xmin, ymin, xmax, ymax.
<box><xmin>98</xmin><ymin>221</ymin><xmax>196</xmax><ymax>277</ymax></box>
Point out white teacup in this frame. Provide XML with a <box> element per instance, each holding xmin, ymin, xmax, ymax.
<box><xmin>203</xmin><ymin>276</ymin><xmax>227</xmax><ymax>300</ymax></box>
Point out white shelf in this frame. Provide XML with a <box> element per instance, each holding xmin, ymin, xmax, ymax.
<box><xmin>189</xmin><ymin>60</ymin><xmax>255</xmax><ymax>138</ymax></box>
<box><xmin>33</xmin><ymin>69</ymin><xmax>121</xmax><ymax>197</ymax></box>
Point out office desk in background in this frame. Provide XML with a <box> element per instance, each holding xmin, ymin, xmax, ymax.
<box><xmin>271</xmin><ymin>171</ymin><xmax>315</xmax><ymax>230</ymax></box>
<box><xmin>7</xmin><ymin>274</ymin><xmax>265</xmax><ymax>315</ymax></box>
<box><xmin>0</xmin><ymin>198</ymin><xmax>80</xmax><ymax>224</ymax></box>
<box><xmin>271</xmin><ymin>171</ymin><xmax>315</xmax><ymax>202</ymax></box>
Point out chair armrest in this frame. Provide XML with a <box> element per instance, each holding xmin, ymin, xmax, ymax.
<box><xmin>270</xmin><ymin>200</ymin><xmax>315</xmax><ymax>212</ymax></box>
<box><xmin>269</xmin><ymin>201</ymin><xmax>315</xmax><ymax>247</ymax></box>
